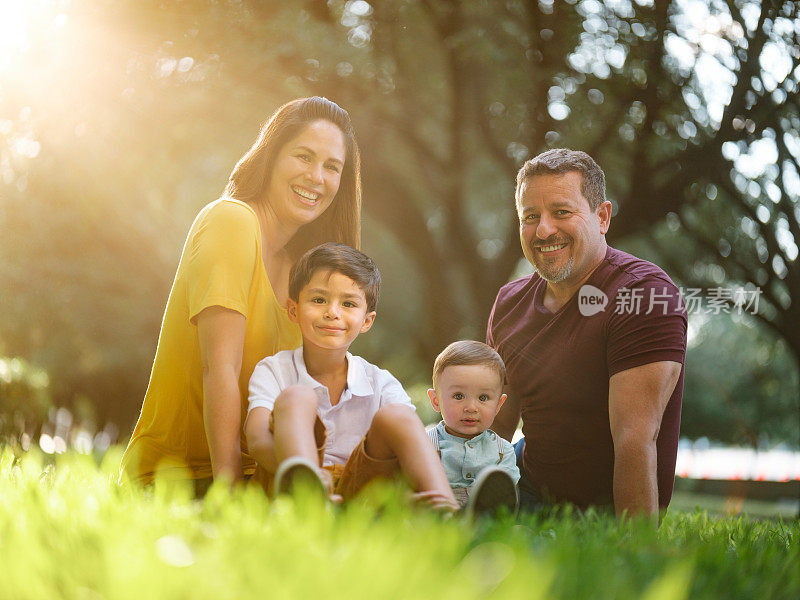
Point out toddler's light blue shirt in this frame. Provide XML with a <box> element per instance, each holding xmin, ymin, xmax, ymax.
<box><xmin>433</xmin><ymin>421</ymin><xmax>520</xmax><ymax>488</ymax></box>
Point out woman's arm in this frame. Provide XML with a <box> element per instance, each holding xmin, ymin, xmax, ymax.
<box><xmin>244</xmin><ymin>407</ymin><xmax>278</xmax><ymax>474</ymax></box>
<box><xmin>197</xmin><ymin>306</ymin><xmax>247</xmax><ymax>482</ymax></box>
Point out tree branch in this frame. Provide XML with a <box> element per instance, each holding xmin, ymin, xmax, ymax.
<box><xmin>710</xmin><ymin>162</ymin><xmax>791</xmax><ymax>271</ymax></box>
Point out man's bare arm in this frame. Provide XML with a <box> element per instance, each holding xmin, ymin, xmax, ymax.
<box><xmin>608</xmin><ymin>360</ymin><xmax>681</xmax><ymax>517</ymax></box>
<box><xmin>492</xmin><ymin>384</ymin><xmax>521</xmax><ymax>442</ymax></box>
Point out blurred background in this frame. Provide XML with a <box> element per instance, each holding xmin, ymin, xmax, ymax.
<box><xmin>0</xmin><ymin>0</ymin><xmax>798</xmax><ymax>513</ymax></box>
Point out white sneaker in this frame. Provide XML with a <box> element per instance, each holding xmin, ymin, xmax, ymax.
<box><xmin>465</xmin><ymin>466</ymin><xmax>518</xmax><ymax>519</ymax></box>
<box><xmin>273</xmin><ymin>456</ymin><xmax>327</xmax><ymax>500</ymax></box>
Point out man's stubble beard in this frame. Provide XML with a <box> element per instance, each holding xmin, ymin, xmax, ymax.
<box><xmin>533</xmin><ymin>255</ymin><xmax>574</xmax><ymax>283</ymax></box>
<box><xmin>527</xmin><ymin>239</ymin><xmax>575</xmax><ymax>283</ymax></box>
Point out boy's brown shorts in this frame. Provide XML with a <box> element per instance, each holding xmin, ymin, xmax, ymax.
<box><xmin>253</xmin><ymin>413</ymin><xmax>399</xmax><ymax>500</ymax></box>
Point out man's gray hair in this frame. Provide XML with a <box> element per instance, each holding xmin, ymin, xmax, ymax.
<box><xmin>515</xmin><ymin>148</ymin><xmax>606</xmax><ymax>210</ymax></box>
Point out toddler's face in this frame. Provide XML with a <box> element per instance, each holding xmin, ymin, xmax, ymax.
<box><xmin>428</xmin><ymin>365</ymin><xmax>506</xmax><ymax>439</ymax></box>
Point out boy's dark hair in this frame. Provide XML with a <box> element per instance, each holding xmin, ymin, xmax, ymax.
<box><xmin>289</xmin><ymin>242</ymin><xmax>381</xmax><ymax>312</ymax></box>
<box><xmin>432</xmin><ymin>340</ymin><xmax>506</xmax><ymax>390</ymax></box>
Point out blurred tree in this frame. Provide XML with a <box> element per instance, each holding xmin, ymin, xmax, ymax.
<box><xmin>0</xmin><ymin>356</ymin><xmax>51</xmax><ymax>446</ymax></box>
<box><xmin>290</xmin><ymin>0</ymin><xmax>800</xmax><ymax>443</ymax></box>
<box><xmin>611</xmin><ymin>0</ymin><xmax>800</xmax><ymax>409</ymax></box>
<box><xmin>0</xmin><ymin>0</ymin><xmax>797</xmax><ymax>442</ymax></box>
<box><xmin>682</xmin><ymin>314</ymin><xmax>799</xmax><ymax>447</ymax></box>
<box><xmin>273</xmin><ymin>0</ymin><xmax>800</xmax><ymax>378</ymax></box>
<box><xmin>0</xmin><ymin>0</ymin><xmax>297</xmax><ymax>426</ymax></box>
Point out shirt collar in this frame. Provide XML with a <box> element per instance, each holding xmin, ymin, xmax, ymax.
<box><xmin>435</xmin><ymin>420</ymin><xmax>493</xmax><ymax>443</ymax></box>
<box><xmin>291</xmin><ymin>347</ymin><xmax>373</xmax><ymax>398</ymax></box>
<box><xmin>345</xmin><ymin>352</ymin><xmax>373</xmax><ymax>397</ymax></box>
<box><xmin>291</xmin><ymin>347</ymin><xmax>324</xmax><ymax>389</ymax></box>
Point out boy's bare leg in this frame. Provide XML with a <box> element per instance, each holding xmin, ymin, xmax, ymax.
<box><xmin>271</xmin><ymin>385</ymin><xmax>337</xmax><ymax>495</ymax></box>
<box><xmin>365</xmin><ymin>404</ymin><xmax>458</xmax><ymax>510</ymax></box>
<box><xmin>272</xmin><ymin>385</ymin><xmax>320</xmax><ymax>467</ymax></box>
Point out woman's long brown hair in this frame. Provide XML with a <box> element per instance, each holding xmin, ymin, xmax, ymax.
<box><xmin>224</xmin><ymin>96</ymin><xmax>361</xmax><ymax>257</ymax></box>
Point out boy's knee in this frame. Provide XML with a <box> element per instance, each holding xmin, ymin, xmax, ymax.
<box><xmin>370</xmin><ymin>404</ymin><xmax>419</xmax><ymax>435</ymax></box>
<box><xmin>273</xmin><ymin>385</ymin><xmax>318</xmax><ymax>416</ymax></box>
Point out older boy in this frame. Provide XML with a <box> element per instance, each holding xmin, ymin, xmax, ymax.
<box><xmin>427</xmin><ymin>340</ymin><xmax>520</xmax><ymax>516</ymax></box>
<box><xmin>245</xmin><ymin>243</ymin><xmax>457</xmax><ymax>510</ymax></box>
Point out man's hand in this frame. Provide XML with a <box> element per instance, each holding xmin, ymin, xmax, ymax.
<box><xmin>609</xmin><ymin>361</ymin><xmax>681</xmax><ymax>517</ymax></box>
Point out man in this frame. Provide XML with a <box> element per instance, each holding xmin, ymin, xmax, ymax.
<box><xmin>487</xmin><ymin>149</ymin><xmax>686</xmax><ymax>516</ymax></box>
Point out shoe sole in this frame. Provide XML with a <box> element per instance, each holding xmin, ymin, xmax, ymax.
<box><xmin>273</xmin><ymin>457</ymin><xmax>327</xmax><ymax>500</ymax></box>
<box><xmin>466</xmin><ymin>467</ymin><xmax>519</xmax><ymax>519</ymax></box>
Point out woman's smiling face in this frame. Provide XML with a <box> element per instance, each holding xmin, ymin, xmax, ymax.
<box><xmin>266</xmin><ymin>119</ymin><xmax>346</xmax><ymax>228</ymax></box>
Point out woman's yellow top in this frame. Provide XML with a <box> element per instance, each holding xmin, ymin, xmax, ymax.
<box><xmin>120</xmin><ymin>198</ymin><xmax>301</xmax><ymax>483</ymax></box>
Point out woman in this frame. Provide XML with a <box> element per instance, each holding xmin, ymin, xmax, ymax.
<box><xmin>120</xmin><ymin>97</ymin><xmax>361</xmax><ymax>491</ymax></box>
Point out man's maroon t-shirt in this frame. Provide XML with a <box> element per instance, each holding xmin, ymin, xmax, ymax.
<box><xmin>487</xmin><ymin>246</ymin><xmax>687</xmax><ymax>509</ymax></box>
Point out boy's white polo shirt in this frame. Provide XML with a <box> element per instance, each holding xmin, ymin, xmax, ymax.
<box><xmin>247</xmin><ymin>347</ymin><xmax>415</xmax><ymax>467</ymax></box>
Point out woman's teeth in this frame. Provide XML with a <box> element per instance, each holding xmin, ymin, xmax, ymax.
<box><xmin>292</xmin><ymin>186</ymin><xmax>320</xmax><ymax>202</ymax></box>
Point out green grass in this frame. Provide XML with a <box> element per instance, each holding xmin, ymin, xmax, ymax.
<box><xmin>1</xmin><ymin>447</ymin><xmax>798</xmax><ymax>600</ymax></box>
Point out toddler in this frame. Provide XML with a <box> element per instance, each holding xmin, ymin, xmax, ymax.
<box><xmin>427</xmin><ymin>340</ymin><xmax>520</xmax><ymax>516</ymax></box>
